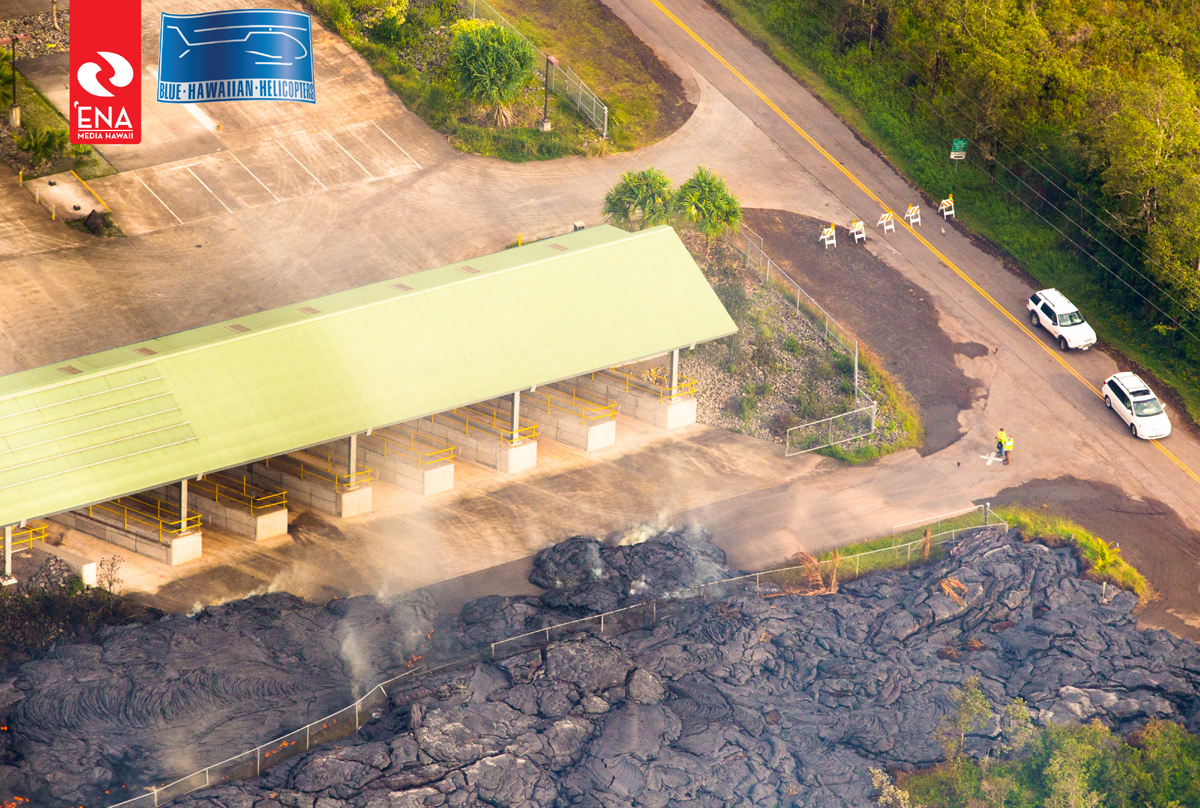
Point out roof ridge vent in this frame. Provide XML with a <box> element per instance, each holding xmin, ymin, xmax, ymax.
<box><xmin>457</xmin><ymin>265</ymin><xmax>481</xmax><ymax>275</ymax></box>
<box><xmin>227</xmin><ymin>324</ymin><xmax>251</xmax><ymax>333</ymax></box>
<box><xmin>58</xmin><ymin>365</ymin><xmax>82</xmax><ymax>375</ymax></box>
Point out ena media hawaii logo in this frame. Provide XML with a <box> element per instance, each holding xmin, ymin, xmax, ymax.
<box><xmin>70</xmin><ymin>0</ymin><xmax>141</xmax><ymax>143</ymax></box>
<box><xmin>156</xmin><ymin>9</ymin><xmax>316</xmax><ymax>104</ymax></box>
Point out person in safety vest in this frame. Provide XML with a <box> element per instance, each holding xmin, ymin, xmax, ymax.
<box><xmin>996</xmin><ymin>429</ymin><xmax>1013</xmax><ymax>465</ymax></box>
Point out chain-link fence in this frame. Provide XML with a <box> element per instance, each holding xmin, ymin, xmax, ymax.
<box><xmin>460</xmin><ymin>0</ymin><xmax>609</xmax><ymax>137</ymax></box>
<box><xmin>106</xmin><ymin>673</ymin><xmax>408</xmax><ymax>808</ymax></box>
<box><xmin>785</xmin><ymin>400</ymin><xmax>877</xmax><ymax>456</ymax></box>
<box><xmin>722</xmin><ymin>223</ymin><xmax>878</xmax><ymax>455</ymax></box>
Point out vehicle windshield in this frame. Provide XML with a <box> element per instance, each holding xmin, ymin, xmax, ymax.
<box><xmin>1057</xmin><ymin>310</ymin><xmax>1085</xmax><ymax>327</ymax></box>
<box><xmin>1132</xmin><ymin>398</ymin><xmax>1164</xmax><ymax>417</ymax></box>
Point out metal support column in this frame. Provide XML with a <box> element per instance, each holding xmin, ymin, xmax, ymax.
<box><xmin>180</xmin><ymin>479</ymin><xmax>188</xmax><ymax>532</ymax></box>
<box><xmin>670</xmin><ymin>348</ymin><xmax>679</xmax><ymax>391</ymax></box>
<box><xmin>347</xmin><ymin>434</ymin><xmax>358</xmax><ymax>477</ymax></box>
<box><xmin>511</xmin><ymin>391</ymin><xmax>520</xmax><ymax>434</ymax></box>
<box><xmin>3</xmin><ymin>525</ymin><xmax>12</xmax><ymax>581</ymax></box>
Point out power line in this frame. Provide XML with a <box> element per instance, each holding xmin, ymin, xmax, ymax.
<box><xmin>819</xmin><ymin>24</ymin><xmax>1200</xmax><ymax>339</ymax></box>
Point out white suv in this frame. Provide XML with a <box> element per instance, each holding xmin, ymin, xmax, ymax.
<box><xmin>1104</xmin><ymin>372</ymin><xmax>1171</xmax><ymax>439</ymax></box>
<box><xmin>1027</xmin><ymin>289</ymin><xmax>1097</xmax><ymax>351</ymax></box>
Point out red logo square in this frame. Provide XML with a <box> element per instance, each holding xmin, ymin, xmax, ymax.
<box><xmin>70</xmin><ymin>0</ymin><xmax>141</xmax><ymax>144</ymax></box>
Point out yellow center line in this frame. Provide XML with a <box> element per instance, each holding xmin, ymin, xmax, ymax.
<box><xmin>649</xmin><ymin>0</ymin><xmax>1200</xmax><ymax>488</ymax></box>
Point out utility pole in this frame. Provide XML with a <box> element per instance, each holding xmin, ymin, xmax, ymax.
<box><xmin>539</xmin><ymin>55</ymin><xmax>557</xmax><ymax>132</ymax></box>
<box><xmin>1</xmin><ymin>35</ymin><xmax>32</xmax><ymax>128</ymax></box>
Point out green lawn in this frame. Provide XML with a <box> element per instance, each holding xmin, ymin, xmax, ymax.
<box><xmin>9</xmin><ymin>71</ymin><xmax>115</xmax><ymax>180</ymax></box>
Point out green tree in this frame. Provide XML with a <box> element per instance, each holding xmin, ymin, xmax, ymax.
<box><xmin>13</xmin><ymin>126</ymin><xmax>68</xmax><ymax>169</ymax></box>
<box><xmin>601</xmin><ymin>167</ymin><xmax>675</xmax><ymax>230</ymax></box>
<box><xmin>358</xmin><ymin>0</ymin><xmax>409</xmax><ymax>45</ymax></box>
<box><xmin>450</xmin><ymin>22</ymin><xmax>536</xmax><ymax>127</ymax></box>
<box><xmin>676</xmin><ymin>166</ymin><xmax>743</xmax><ymax>251</ymax></box>
<box><xmin>1091</xmin><ymin>55</ymin><xmax>1200</xmax><ymax>238</ymax></box>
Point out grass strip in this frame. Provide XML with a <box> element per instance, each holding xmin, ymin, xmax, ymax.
<box><xmin>995</xmin><ymin>505</ymin><xmax>1155</xmax><ymax>604</ymax></box>
<box><xmin>9</xmin><ymin>71</ymin><xmax>115</xmax><ymax>180</ymax></box>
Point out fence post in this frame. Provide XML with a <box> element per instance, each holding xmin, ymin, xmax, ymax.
<box><xmin>755</xmin><ymin>573</ymin><xmax>760</xmax><ymax>593</ymax></box>
<box><xmin>306</xmin><ymin>724</ymin><xmax>311</xmax><ymax>751</ymax></box>
<box><xmin>854</xmin><ymin>341</ymin><xmax>859</xmax><ymax>400</ymax></box>
<box><xmin>256</xmin><ymin>747</ymin><xmax>261</xmax><ymax>777</ymax></box>
<box><xmin>855</xmin><ymin>555</ymin><xmax>860</xmax><ymax>577</ymax></box>
<box><xmin>984</xmin><ymin>501</ymin><xmax>990</xmax><ymax>526</ymax></box>
<box><xmin>490</xmin><ymin>642</ymin><xmax>496</xmax><ymax>658</ymax></box>
<box><xmin>599</xmin><ymin>613</ymin><xmax>604</xmax><ymax>633</ymax></box>
<box><xmin>652</xmin><ymin>600</ymin><xmax>656</xmax><ymax>622</ymax></box>
<box><xmin>355</xmin><ymin>700</ymin><xmax>361</xmax><ymax>731</ymax></box>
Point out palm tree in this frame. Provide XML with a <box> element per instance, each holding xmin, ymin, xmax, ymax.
<box><xmin>13</xmin><ymin>126</ymin><xmax>68</xmax><ymax>169</ymax></box>
<box><xmin>450</xmin><ymin>23</ymin><xmax>536</xmax><ymax>128</ymax></box>
<box><xmin>0</xmin><ymin>51</ymin><xmax>12</xmax><ymax>109</ymax></box>
<box><xmin>602</xmin><ymin>167</ymin><xmax>675</xmax><ymax>230</ymax></box>
<box><xmin>676</xmin><ymin>166</ymin><xmax>743</xmax><ymax>251</ymax></box>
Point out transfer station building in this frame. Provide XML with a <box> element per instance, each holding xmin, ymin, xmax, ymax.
<box><xmin>0</xmin><ymin>225</ymin><xmax>736</xmax><ymax>581</ymax></box>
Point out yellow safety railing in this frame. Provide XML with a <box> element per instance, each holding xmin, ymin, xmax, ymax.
<box><xmin>192</xmin><ymin>473</ymin><xmax>287</xmax><ymax>515</ymax></box>
<box><xmin>533</xmin><ymin>387</ymin><xmax>617</xmax><ymax>424</ymax></box>
<box><xmin>9</xmin><ymin>521</ymin><xmax>47</xmax><ymax>553</ymax></box>
<box><xmin>374</xmin><ymin>427</ymin><xmax>455</xmax><ymax>468</ymax></box>
<box><xmin>433</xmin><ymin>407</ymin><xmax>538</xmax><ymax>445</ymax></box>
<box><xmin>595</xmin><ymin>367</ymin><xmax>698</xmax><ymax>403</ymax></box>
<box><xmin>265</xmin><ymin>452</ymin><xmax>374</xmax><ymax>492</ymax></box>
<box><xmin>88</xmin><ymin>496</ymin><xmax>202</xmax><ymax>543</ymax></box>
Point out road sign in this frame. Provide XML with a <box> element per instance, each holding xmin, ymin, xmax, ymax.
<box><xmin>950</xmin><ymin>138</ymin><xmax>967</xmax><ymax>160</ymax></box>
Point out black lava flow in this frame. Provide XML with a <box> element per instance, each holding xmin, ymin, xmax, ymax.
<box><xmin>3</xmin><ymin>526</ymin><xmax>1199</xmax><ymax>808</ymax></box>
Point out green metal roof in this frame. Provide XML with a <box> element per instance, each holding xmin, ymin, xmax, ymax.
<box><xmin>0</xmin><ymin>225</ymin><xmax>736</xmax><ymax>527</ymax></box>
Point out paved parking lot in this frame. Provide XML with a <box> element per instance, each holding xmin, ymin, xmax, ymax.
<box><xmin>19</xmin><ymin>0</ymin><xmax>443</xmax><ymax>235</ymax></box>
<box><xmin>88</xmin><ymin>116</ymin><xmax>423</xmax><ymax>234</ymax></box>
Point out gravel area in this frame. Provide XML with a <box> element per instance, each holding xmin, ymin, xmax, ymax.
<box><xmin>0</xmin><ymin>11</ymin><xmax>69</xmax><ymax>55</ymax></box>
<box><xmin>680</xmin><ymin>234</ymin><xmax>907</xmax><ymax>451</ymax></box>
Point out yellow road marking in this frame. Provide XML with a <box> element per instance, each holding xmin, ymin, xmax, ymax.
<box><xmin>71</xmin><ymin>169</ymin><xmax>111</xmax><ymax>212</ymax></box>
<box><xmin>649</xmin><ymin>0</ymin><xmax>1200</xmax><ymax>488</ymax></box>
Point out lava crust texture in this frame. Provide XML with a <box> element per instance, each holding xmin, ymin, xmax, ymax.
<box><xmin>6</xmin><ymin>526</ymin><xmax>1200</xmax><ymax>808</ymax></box>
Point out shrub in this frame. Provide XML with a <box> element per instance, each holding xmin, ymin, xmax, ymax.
<box><xmin>450</xmin><ymin>22</ymin><xmax>536</xmax><ymax>126</ymax></box>
<box><xmin>783</xmin><ymin>334</ymin><xmax>801</xmax><ymax>355</ymax></box>
<box><xmin>13</xmin><ymin>126</ymin><xmax>68</xmax><ymax>168</ymax></box>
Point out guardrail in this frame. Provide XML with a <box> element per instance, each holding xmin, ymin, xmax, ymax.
<box><xmin>88</xmin><ymin>497</ymin><xmax>201</xmax><ymax>543</ymax></box>
<box><xmin>434</xmin><ymin>406</ymin><xmax>538</xmax><ymax>446</ymax></box>
<box><xmin>374</xmin><ymin>426</ymin><xmax>456</xmax><ymax>469</ymax></box>
<box><xmin>596</xmin><ymin>367</ymin><xmax>697</xmax><ymax>404</ymax></box>
<box><xmin>532</xmin><ymin>387</ymin><xmax>617</xmax><ymax>424</ymax></box>
<box><xmin>192</xmin><ymin>474</ymin><xmax>287</xmax><ymax>515</ymax></box>
<box><xmin>102</xmin><ymin>507</ymin><xmax>1004</xmax><ymax>808</ymax></box>
<box><xmin>264</xmin><ymin>453</ymin><xmax>374</xmax><ymax>492</ymax></box>
<box><xmin>8</xmin><ymin>521</ymin><xmax>47</xmax><ymax>553</ymax></box>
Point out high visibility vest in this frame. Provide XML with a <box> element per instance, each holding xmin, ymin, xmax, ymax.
<box><xmin>1002</xmin><ymin>435</ymin><xmax>1014</xmax><ymax>451</ymax></box>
